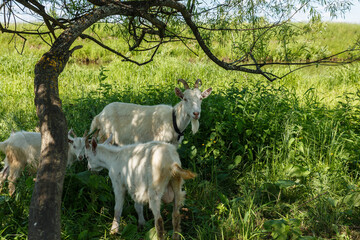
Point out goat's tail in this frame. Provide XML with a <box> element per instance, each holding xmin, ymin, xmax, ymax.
<box><xmin>171</xmin><ymin>163</ymin><xmax>196</xmax><ymax>180</ymax></box>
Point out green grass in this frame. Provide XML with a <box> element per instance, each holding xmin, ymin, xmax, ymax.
<box><xmin>1</xmin><ymin>22</ymin><xmax>360</xmax><ymax>239</ymax></box>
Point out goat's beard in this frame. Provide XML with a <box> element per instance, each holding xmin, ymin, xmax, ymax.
<box><xmin>191</xmin><ymin>119</ymin><xmax>199</xmax><ymax>134</ymax></box>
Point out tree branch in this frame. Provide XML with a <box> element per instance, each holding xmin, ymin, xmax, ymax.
<box><xmin>80</xmin><ymin>33</ymin><xmax>157</xmax><ymax>65</ymax></box>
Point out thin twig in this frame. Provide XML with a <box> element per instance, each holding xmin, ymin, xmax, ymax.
<box><xmin>291</xmin><ymin>191</ymin><xmax>329</xmax><ymax>213</ymax></box>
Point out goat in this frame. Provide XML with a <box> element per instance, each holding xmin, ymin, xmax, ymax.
<box><xmin>90</xmin><ymin>79</ymin><xmax>212</xmax><ymax>145</ymax></box>
<box><xmin>84</xmin><ymin>136</ymin><xmax>196</xmax><ymax>240</ymax></box>
<box><xmin>0</xmin><ymin>130</ymin><xmax>83</xmax><ymax>195</ymax></box>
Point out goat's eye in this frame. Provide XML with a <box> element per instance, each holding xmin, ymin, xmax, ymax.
<box><xmin>184</xmin><ymin>98</ymin><xmax>188</xmax><ymax>101</ymax></box>
<box><xmin>73</xmin><ymin>146</ymin><xmax>76</xmax><ymax>149</ymax></box>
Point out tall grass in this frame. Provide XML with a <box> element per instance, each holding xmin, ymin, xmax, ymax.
<box><xmin>0</xmin><ymin>22</ymin><xmax>360</xmax><ymax>239</ymax></box>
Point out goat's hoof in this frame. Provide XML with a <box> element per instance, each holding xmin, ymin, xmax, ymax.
<box><xmin>137</xmin><ymin>224</ymin><xmax>144</xmax><ymax>231</ymax></box>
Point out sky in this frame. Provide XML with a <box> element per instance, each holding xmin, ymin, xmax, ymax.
<box><xmin>5</xmin><ymin>1</ymin><xmax>360</xmax><ymax>24</ymax></box>
<box><xmin>292</xmin><ymin>2</ymin><xmax>360</xmax><ymax>24</ymax></box>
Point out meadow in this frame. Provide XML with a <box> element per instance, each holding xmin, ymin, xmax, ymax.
<box><xmin>1</xmin><ymin>22</ymin><xmax>360</xmax><ymax>239</ymax></box>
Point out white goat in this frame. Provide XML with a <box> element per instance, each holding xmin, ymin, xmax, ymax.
<box><xmin>0</xmin><ymin>129</ymin><xmax>84</xmax><ymax>195</ymax></box>
<box><xmin>84</xmin><ymin>136</ymin><xmax>196</xmax><ymax>240</ymax></box>
<box><xmin>90</xmin><ymin>79</ymin><xmax>212</xmax><ymax>145</ymax></box>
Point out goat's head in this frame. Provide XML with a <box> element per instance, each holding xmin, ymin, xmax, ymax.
<box><xmin>68</xmin><ymin>129</ymin><xmax>87</xmax><ymax>161</ymax></box>
<box><xmin>175</xmin><ymin>79</ymin><xmax>212</xmax><ymax>132</ymax></box>
<box><xmin>84</xmin><ymin>130</ymin><xmax>107</xmax><ymax>171</ymax></box>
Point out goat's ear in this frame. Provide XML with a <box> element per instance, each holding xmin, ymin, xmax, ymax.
<box><xmin>91</xmin><ymin>137</ymin><xmax>97</xmax><ymax>151</ymax></box>
<box><xmin>174</xmin><ymin>87</ymin><xmax>184</xmax><ymax>99</ymax></box>
<box><xmin>201</xmin><ymin>88</ymin><xmax>212</xmax><ymax>99</ymax></box>
<box><xmin>85</xmin><ymin>137</ymin><xmax>90</xmax><ymax>149</ymax></box>
<box><xmin>82</xmin><ymin>130</ymin><xmax>88</xmax><ymax>138</ymax></box>
<box><xmin>68</xmin><ymin>128</ymin><xmax>77</xmax><ymax>138</ymax></box>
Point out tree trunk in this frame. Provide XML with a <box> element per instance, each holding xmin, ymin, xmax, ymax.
<box><xmin>27</xmin><ymin>5</ymin><xmax>131</xmax><ymax>239</ymax></box>
<box><xmin>28</xmin><ymin>51</ymin><xmax>70</xmax><ymax>240</ymax></box>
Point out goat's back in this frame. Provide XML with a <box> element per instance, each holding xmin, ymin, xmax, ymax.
<box><xmin>91</xmin><ymin>102</ymin><xmax>175</xmax><ymax>145</ymax></box>
<box><xmin>1</xmin><ymin>131</ymin><xmax>41</xmax><ymax>166</ymax></box>
<box><xmin>98</xmin><ymin>141</ymin><xmax>181</xmax><ymax>203</ymax></box>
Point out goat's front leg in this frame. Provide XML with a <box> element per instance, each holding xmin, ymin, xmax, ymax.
<box><xmin>110</xmin><ymin>176</ymin><xmax>125</xmax><ymax>234</ymax></box>
<box><xmin>134</xmin><ymin>202</ymin><xmax>145</xmax><ymax>229</ymax></box>
<box><xmin>149</xmin><ymin>195</ymin><xmax>165</xmax><ymax>240</ymax></box>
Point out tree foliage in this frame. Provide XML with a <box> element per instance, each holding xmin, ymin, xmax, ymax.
<box><xmin>1</xmin><ymin>0</ymin><xmax>359</xmax><ymax>80</ymax></box>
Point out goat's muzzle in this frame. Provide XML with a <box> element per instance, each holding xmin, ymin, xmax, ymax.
<box><xmin>193</xmin><ymin>112</ymin><xmax>200</xmax><ymax>120</ymax></box>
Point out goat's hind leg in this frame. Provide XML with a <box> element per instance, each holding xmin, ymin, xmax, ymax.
<box><xmin>6</xmin><ymin>147</ymin><xmax>26</xmax><ymax>196</ymax></box>
<box><xmin>149</xmin><ymin>196</ymin><xmax>165</xmax><ymax>240</ymax></box>
<box><xmin>7</xmin><ymin>164</ymin><xmax>23</xmax><ymax>196</ymax></box>
<box><xmin>0</xmin><ymin>163</ymin><xmax>9</xmax><ymax>193</ymax></box>
<box><xmin>171</xmin><ymin>177</ymin><xmax>185</xmax><ymax>240</ymax></box>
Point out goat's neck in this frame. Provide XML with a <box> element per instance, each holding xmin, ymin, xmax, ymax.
<box><xmin>173</xmin><ymin>102</ymin><xmax>191</xmax><ymax>132</ymax></box>
<box><xmin>92</xmin><ymin>146</ymin><xmax>116</xmax><ymax>170</ymax></box>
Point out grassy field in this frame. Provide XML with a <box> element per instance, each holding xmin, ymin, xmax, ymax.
<box><xmin>1</xmin><ymin>22</ymin><xmax>360</xmax><ymax>239</ymax></box>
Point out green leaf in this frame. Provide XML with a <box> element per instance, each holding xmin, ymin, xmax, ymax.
<box><xmin>288</xmin><ymin>138</ymin><xmax>295</xmax><ymax>148</ymax></box>
<box><xmin>75</xmin><ymin>171</ymin><xmax>92</xmax><ymax>185</ymax></box>
<box><xmin>234</xmin><ymin>155</ymin><xmax>242</xmax><ymax>165</ymax></box>
<box><xmin>285</xmin><ymin>165</ymin><xmax>310</xmax><ymax>178</ymax></box>
<box><xmin>145</xmin><ymin>227</ymin><xmax>158</xmax><ymax>240</ymax></box>
<box><xmin>263</xmin><ymin>219</ymin><xmax>289</xmax><ymax>240</ymax></box>
<box><xmin>218</xmin><ymin>192</ymin><xmax>229</xmax><ymax>206</ymax></box>
<box><xmin>327</xmin><ymin>197</ymin><xmax>338</xmax><ymax>208</ymax></box>
<box><xmin>275</xmin><ymin>180</ymin><xmax>296</xmax><ymax>189</ymax></box>
<box><xmin>78</xmin><ymin>230</ymin><xmax>88</xmax><ymax>240</ymax></box>
<box><xmin>121</xmin><ymin>224</ymin><xmax>138</xmax><ymax>238</ymax></box>
<box><xmin>343</xmin><ymin>191</ymin><xmax>360</xmax><ymax>207</ymax></box>
<box><xmin>298</xmin><ymin>141</ymin><xmax>305</xmax><ymax>154</ymax></box>
<box><xmin>189</xmin><ymin>145</ymin><xmax>197</xmax><ymax>159</ymax></box>
<box><xmin>246</xmin><ymin>129</ymin><xmax>253</xmax><ymax>136</ymax></box>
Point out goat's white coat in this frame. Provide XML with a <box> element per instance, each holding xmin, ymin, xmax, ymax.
<box><xmin>90</xmin><ymin>83</ymin><xmax>212</xmax><ymax>145</ymax></box>
<box><xmin>85</xmin><ymin>139</ymin><xmax>195</xmax><ymax>239</ymax></box>
<box><xmin>0</xmin><ymin>130</ymin><xmax>83</xmax><ymax>195</ymax></box>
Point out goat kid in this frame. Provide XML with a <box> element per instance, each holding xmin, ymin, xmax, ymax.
<box><xmin>0</xmin><ymin>130</ymin><xmax>83</xmax><ymax>195</ymax></box>
<box><xmin>90</xmin><ymin>79</ymin><xmax>212</xmax><ymax>145</ymax></box>
<box><xmin>85</xmin><ymin>137</ymin><xmax>196</xmax><ymax>240</ymax></box>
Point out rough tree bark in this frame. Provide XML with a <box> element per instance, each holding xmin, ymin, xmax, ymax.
<box><xmin>27</xmin><ymin>5</ymin><xmax>132</xmax><ymax>238</ymax></box>
<box><xmin>28</xmin><ymin>50</ymin><xmax>70</xmax><ymax>239</ymax></box>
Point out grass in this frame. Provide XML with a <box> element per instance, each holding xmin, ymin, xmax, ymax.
<box><xmin>1</xmin><ymin>22</ymin><xmax>360</xmax><ymax>239</ymax></box>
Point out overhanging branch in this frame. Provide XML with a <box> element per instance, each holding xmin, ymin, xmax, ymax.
<box><xmin>80</xmin><ymin>33</ymin><xmax>158</xmax><ymax>65</ymax></box>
